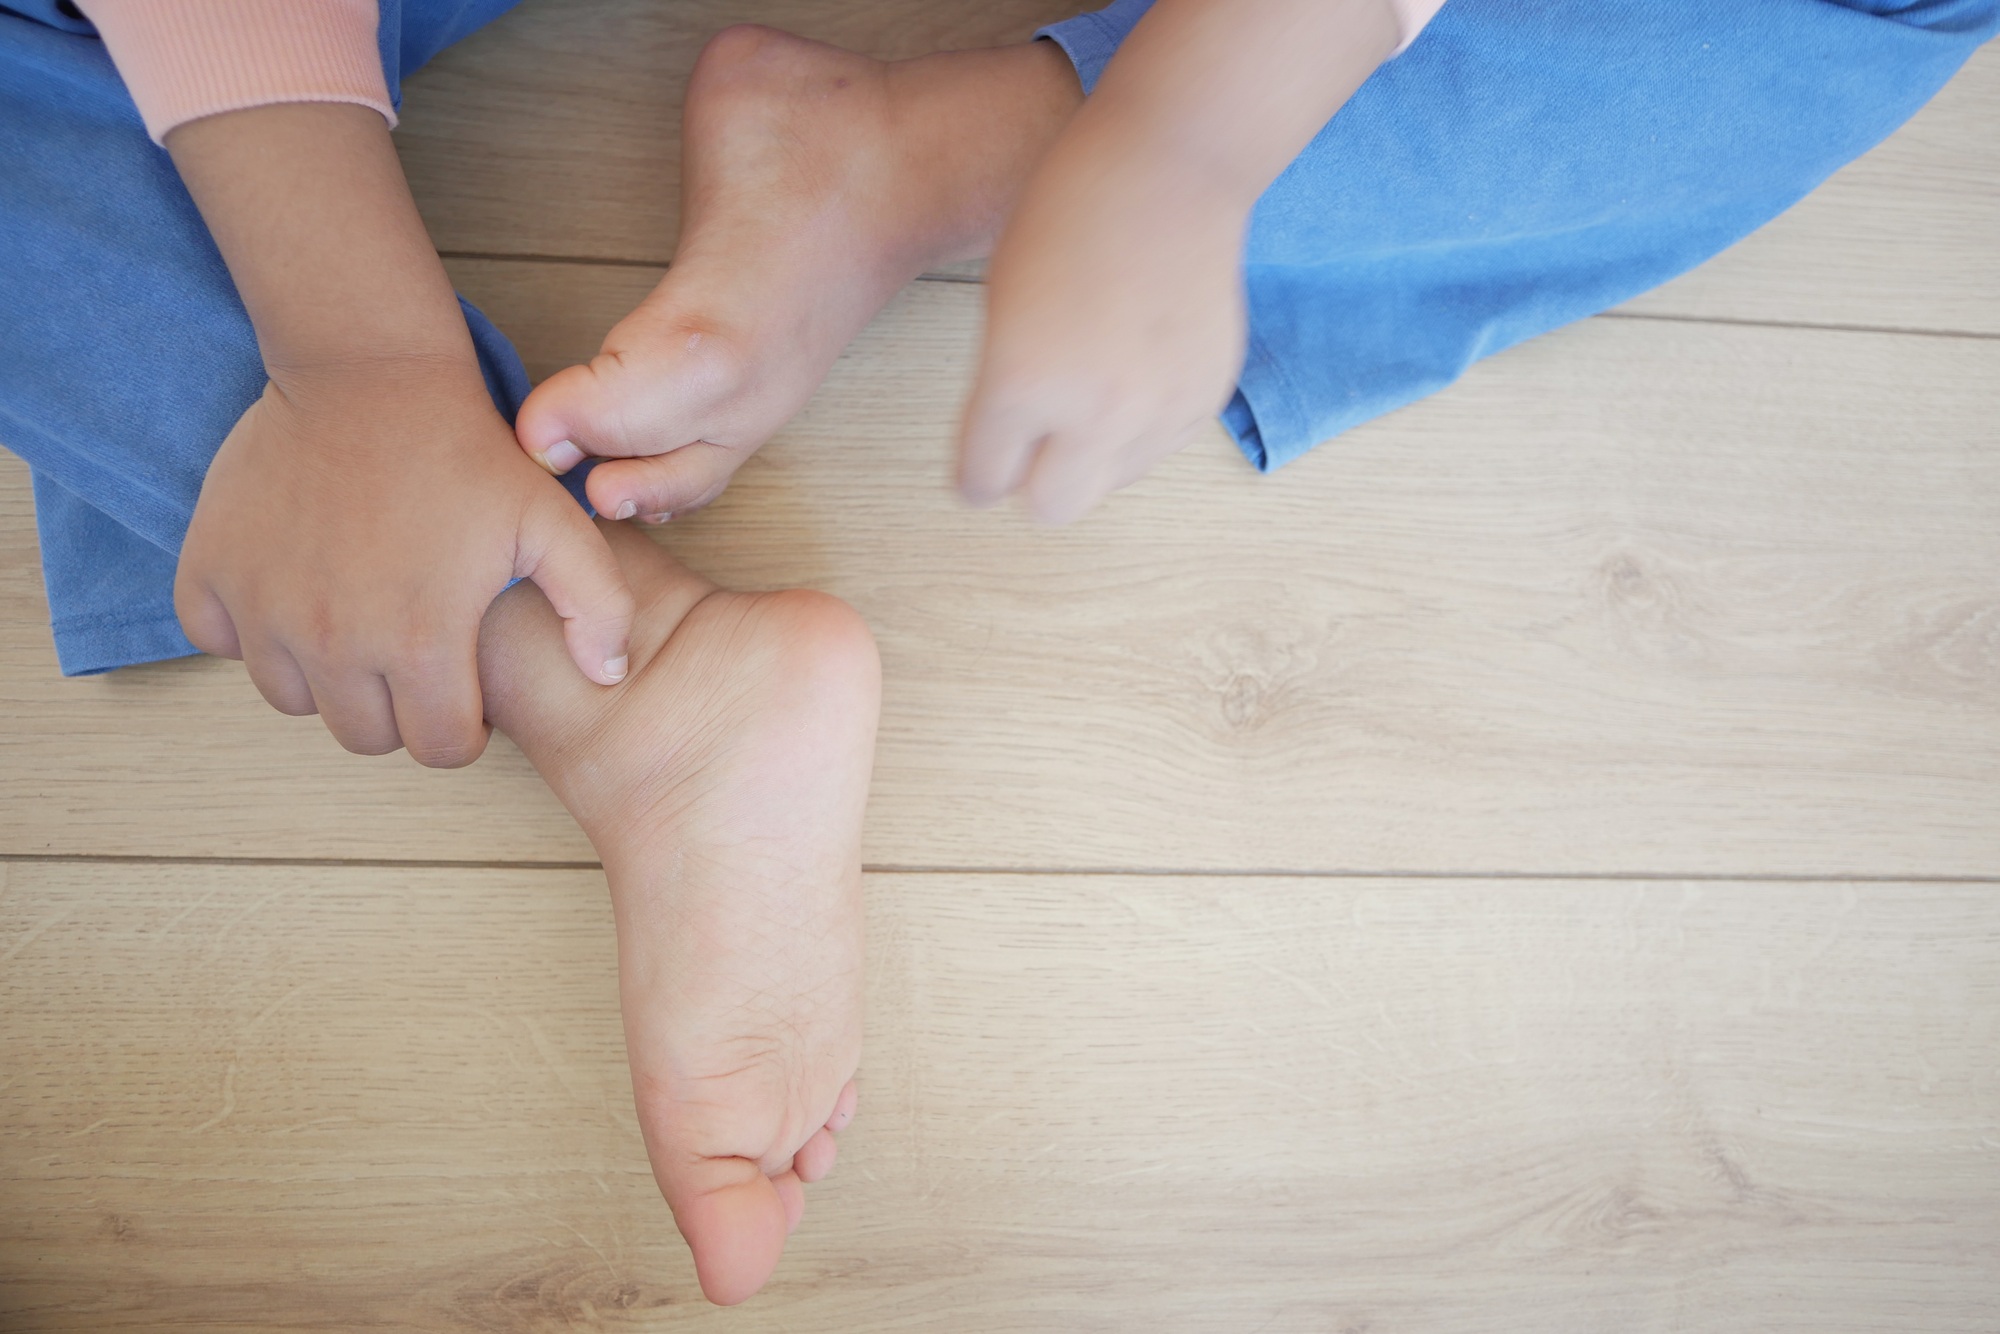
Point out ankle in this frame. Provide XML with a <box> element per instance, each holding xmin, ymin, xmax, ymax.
<box><xmin>883</xmin><ymin>42</ymin><xmax>1083</xmax><ymax>266</ymax></box>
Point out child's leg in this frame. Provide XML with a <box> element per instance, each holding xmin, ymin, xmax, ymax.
<box><xmin>1</xmin><ymin>6</ymin><xmax>878</xmax><ymax>1304</ymax></box>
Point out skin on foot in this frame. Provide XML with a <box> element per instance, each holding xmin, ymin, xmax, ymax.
<box><xmin>515</xmin><ymin>25</ymin><xmax>1080</xmax><ymax>523</ymax></box>
<box><xmin>478</xmin><ymin>520</ymin><xmax>881</xmax><ymax>1304</ymax></box>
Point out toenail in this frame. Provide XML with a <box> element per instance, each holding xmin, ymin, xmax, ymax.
<box><xmin>535</xmin><ymin>439</ymin><xmax>585</xmax><ymax>474</ymax></box>
<box><xmin>602</xmin><ymin>655</ymin><xmax>628</xmax><ymax>684</ymax></box>
<box><xmin>612</xmin><ymin>499</ymin><xmax>637</xmax><ymax>521</ymax></box>
<box><xmin>641</xmin><ymin>511</ymin><xmax>672</xmax><ymax>525</ymax></box>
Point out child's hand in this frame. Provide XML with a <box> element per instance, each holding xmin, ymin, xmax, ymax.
<box><xmin>956</xmin><ymin>0</ymin><xmax>1401</xmax><ymax>523</ymax></box>
<box><xmin>957</xmin><ymin>140</ymin><xmax>1248</xmax><ymax>524</ymax></box>
<box><xmin>155</xmin><ymin>104</ymin><xmax>633</xmax><ymax>764</ymax></box>
<box><xmin>174</xmin><ymin>362</ymin><xmax>634</xmax><ymax>766</ymax></box>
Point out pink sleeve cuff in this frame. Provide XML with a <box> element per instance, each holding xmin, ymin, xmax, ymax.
<box><xmin>1389</xmin><ymin>0</ymin><xmax>1446</xmax><ymax>54</ymax></box>
<box><xmin>77</xmin><ymin>0</ymin><xmax>393</xmax><ymax>145</ymax></box>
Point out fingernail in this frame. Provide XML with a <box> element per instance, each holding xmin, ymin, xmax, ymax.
<box><xmin>534</xmin><ymin>439</ymin><xmax>585</xmax><ymax>474</ymax></box>
<box><xmin>602</xmin><ymin>655</ymin><xmax>627</xmax><ymax>684</ymax></box>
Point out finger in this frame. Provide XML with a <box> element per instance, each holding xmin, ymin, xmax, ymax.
<box><xmin>957</xmin><ymin>382</ymin><xmax>1049</xmax><ymax>508</ymax></box>
<box><xmin>791</xmin><ymin>1127</ymin><xmax>837</xmax><ymax>1184</ymax></box>
<box><xmin>1022</xmin><ymin>427</ymin><xmax>1125</xmax><ymax>525</ymax></box>
<box><xmin>825</xmin><ymin>1079</ymin><xmax>858</xmax><ymax>1134</ymax></box>
<box><xmin>657</xmin><ymin>1153</ymin><xmax>792</xmax><ymax>1306</ymax></box>
<box><xmin>301</xmin><ymin>663</ymin><xmax>403</xmax><ymax>756</ymax></box>
<box><xmin>584</xmin><ymin>445</ymin><xmax>740</xmax><ymax>523</ymax></box>
<box><xmin>385</xmin><ymin>642</ymin><xmax>490</xmax><ymax>769</ymax></box>
<box><xmin>515</xmin><ymin>495</ymin><xmax>636</xmax><ymax>687</ymax></box>
<box><xmin>171</xmin><ymin>576</ymin><xmax>242</xmax><ymax>660</ymax></box>
<box><xmin>237</xmin><ymin>633</ymin><xmax>316</xmax><ymax>716</ymax></box>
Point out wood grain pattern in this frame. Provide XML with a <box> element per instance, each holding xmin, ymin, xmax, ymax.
<box><xmin>6</xmin><ymin>2</ymin><xmax>1997</xmax><ymax>1327</ymax></box>
<box><xmin>5</xmin><ymin>861</ymin><xmax>1997</xmax><ymax>1331</ymax></box>
<box><xmin>394</xmin><ymin>4</ymin><xmax>2000</xmax><ymax>333</ymax></box>
<box><xmin>5</xmin><ymin>275</ymin><xmax>1997</xmax><ymax>872</ymax></box>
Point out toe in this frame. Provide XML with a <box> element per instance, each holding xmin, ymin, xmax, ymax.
<box><xmin>773</xmin><ymin>1169</ymin><xmax>806</xmax><ymax>1235</ymax></box>
<box><xmin>826</xmin><ymin>1079</ymin><xmax>858</xmax><ymax>1133</ymax></box>
<box><xmin>516</xmin><ymin>362</ymin><xmax>612</xmax><ymax>471</ymax></box>
<box><xmin>792</xmin><ymin>1127</ymin><xmax>838</xmax><ymax>1183</ymax></box>
<box><xmin>585</xmin><ymin>447</ymin><xmax>741</xmax><ymax>522</ymax></box>
<box><xmin>662</xmin><ymin>1155</ymin><xmax>793</xmax><ymax>1306</ymax></box>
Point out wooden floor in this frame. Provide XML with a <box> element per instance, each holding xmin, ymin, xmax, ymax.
<box><xmin>4</xmin><ymin>4</ymin><xmax>1998</xmax><ymax>1330</ymax></box>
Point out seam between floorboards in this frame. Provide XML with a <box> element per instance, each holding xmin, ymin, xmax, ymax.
<box><xmin>438</xmin><ymin>251</ymin><xmax>2000</xmax><ymax>341</ymax></box>
<box><xmin>441</xmin><ymin>249</ymin><xmax>669</xmax><ymax>269</ymax></box>
<box><xmin>1597</xmin><ymin>309</ymin><xmax>2000</xmax><ymax>342</ymax></box>
<box><xmin>4</xmin><ymin>853</ymin><xmax>1995</xmax><ymax>883</ymax></box>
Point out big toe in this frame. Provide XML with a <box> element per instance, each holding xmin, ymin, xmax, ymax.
<box><xmin>667</xmin><ymin>1158</ymin><xmax>794</xmax><ymax>1305</ymax></box>
<box><xmin>517</xmin><ymin>361</ymin><xmax>625</xmax><ymax>474</ymax></box>
<box><xmin>517</xmin><ymin>309</ymin><xmax>759</xmax><ymax>469</ymax></box>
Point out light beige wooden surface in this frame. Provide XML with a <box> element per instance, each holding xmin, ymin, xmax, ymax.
<box><xmin>6</xmin><ymin>862</ymin><xmax>1999</xmax><ymax>1331</ymax></box>
<box><xmin>6</xmin><ymin>276</ymin><xmax>1998</xmax><ymax>872</ymax></box>
<box><xmin>4</xmin><ymin>0</ymin><xmax>1998</xmax><ymax>1328</ymax></box>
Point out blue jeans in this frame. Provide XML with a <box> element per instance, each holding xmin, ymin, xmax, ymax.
<box><xmin>1041</xmin><ymin>0</ymin><xmax>1996</xmax><ymax>472</ymax></box>
<box><xmin>1</xmin><ymin>0</ymin><xmax>1991</xmax><ymax>675</ymax></box>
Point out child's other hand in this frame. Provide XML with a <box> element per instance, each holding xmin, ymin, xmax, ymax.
<box><xmin>956</xmin><ymin>136</ymin><xmax>1248</xmax><ymax>524</ymax></box>
<box><xmin>173</xmin><ymin>363</ymin><xmax>635</xmax><ymax>766</ymax></box>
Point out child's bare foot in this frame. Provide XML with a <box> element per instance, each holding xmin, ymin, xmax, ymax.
<box><xmin>515</xmin><ymin>26</ymin><xmax>1079</xmax><ymax>522</ymax></box>
<box><xmin>478</xmin><ymin>520</ymin><xmax>880</xmax><ymax>1305</ymax></box>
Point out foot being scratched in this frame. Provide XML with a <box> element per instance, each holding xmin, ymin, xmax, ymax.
<box><xmin>479</xmin><ymin>520</ymin><xmax>880</xmax><ymax>1304</ymax></box>
<box><xmin>515</xmin><ymin>25</ymin><xmax>1080</xmax><ymax>522</ymax></box>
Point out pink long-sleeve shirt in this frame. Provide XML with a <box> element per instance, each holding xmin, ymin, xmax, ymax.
<box><xmin>80</xmin><ymin>0</ymin><xmax>1445</xmax><ymax>147</ymax></box>
<box><xmin>77</xmin><ymin>0</ymin><xmax>395</xmax><ymax>144</ymax></box>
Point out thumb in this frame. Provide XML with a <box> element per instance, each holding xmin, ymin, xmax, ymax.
<box><xmin>515</xmin><ymin>495</ymin><xmax>635</xmax><ymax>686</ymax></box>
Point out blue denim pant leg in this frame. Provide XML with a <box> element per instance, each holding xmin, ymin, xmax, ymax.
<box><xmin>1042</xmin><ymin>0</ymin><xmax>1999</xmax><ymax>471</ymax></box>
<box><xmin>0</xmin><ymin>0</ymin><xmax>574</xmax><ymax>677</ymax></box>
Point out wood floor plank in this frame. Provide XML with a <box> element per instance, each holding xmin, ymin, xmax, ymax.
<box><xmin>4</xmin><ymin>861</ymin><xmax>1997</xmax><ymax>1331</ymax></box>
<box><xmin>395</xmin><ymin>3</ymin><xmax>2000</xmax><ymax>334</ymax></box>
<box><xmin>1622</xmin><ymin>40</ymin><xmax>2000</xmax><ymax>336</ymax></box>
<box><xmin>5</xmin><ymin>274</ymin><xmax>1998</xmax><ymax>872</ymax></box>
